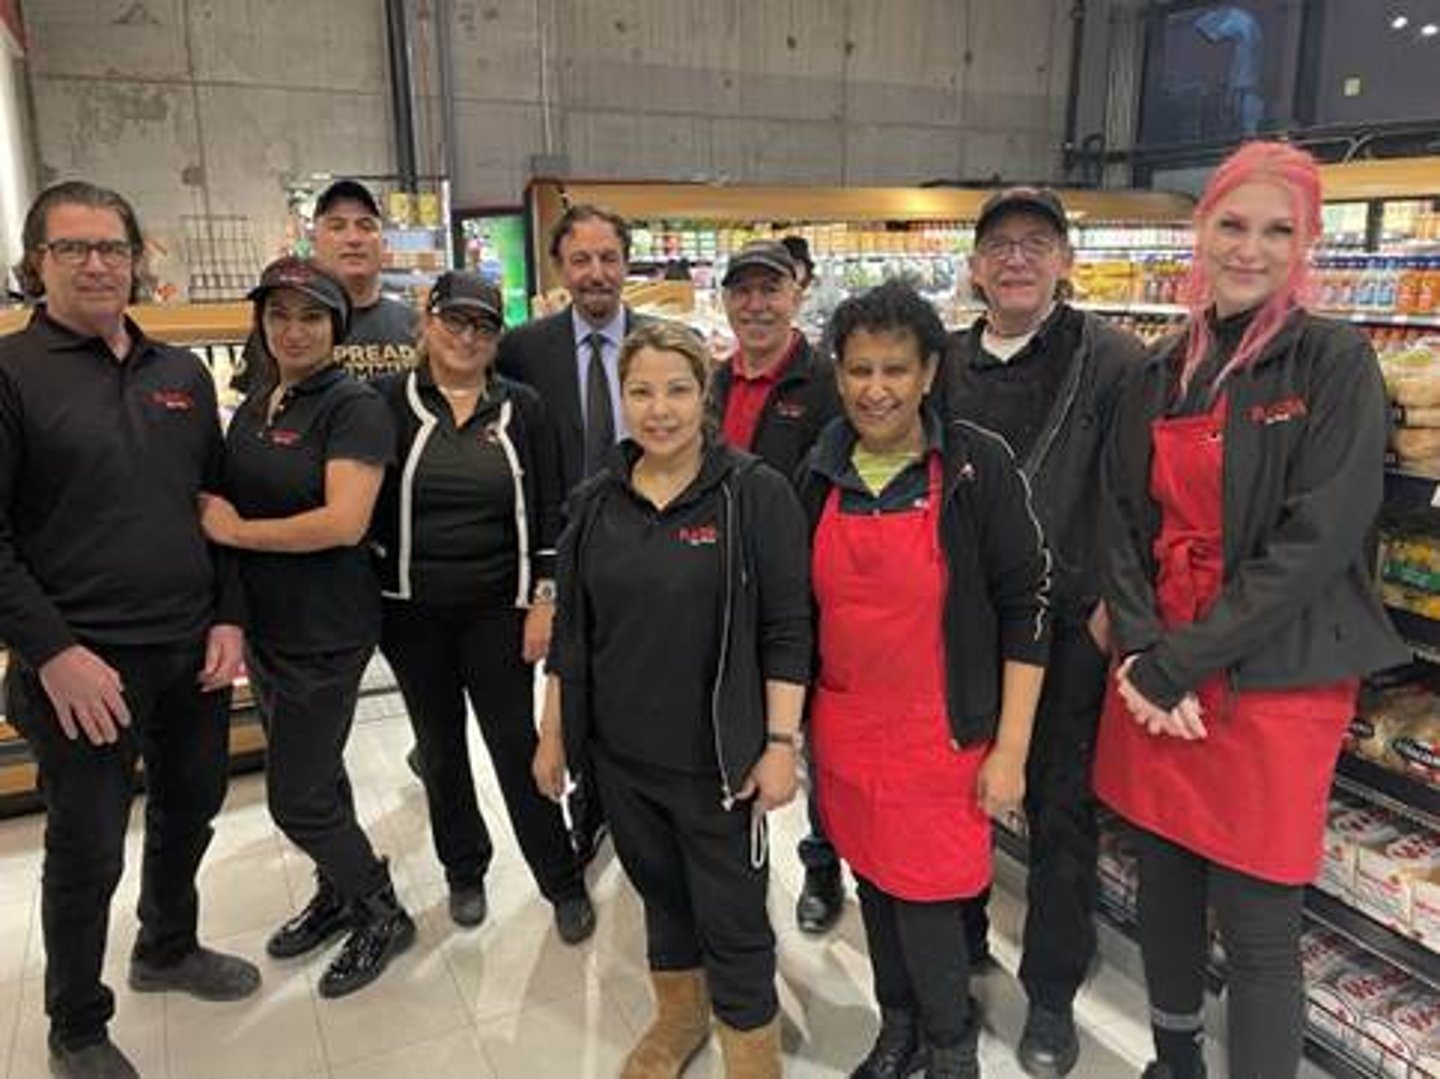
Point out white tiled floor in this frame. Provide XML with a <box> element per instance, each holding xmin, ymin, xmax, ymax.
<box><xmin>0</xmin><ymin>694</ymin><xmax>1159</xmax><ymax>1078</ymax></box>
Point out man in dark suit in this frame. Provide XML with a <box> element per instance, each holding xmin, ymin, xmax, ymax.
<box><xmin>498</xmin><ymin>203</ymin><xmax>651</xmax><ymax>861</ymax></box>
<box><xmin>497</xmin><ymin>204</ymin><xmax>652</xmax><ymax>493</ymax></box>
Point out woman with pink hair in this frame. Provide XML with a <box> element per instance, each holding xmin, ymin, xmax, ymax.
<box><xmin>1093</xmin><ymin>140</ymin><xmax>1407</xmax><ymax>1078</ymax></box>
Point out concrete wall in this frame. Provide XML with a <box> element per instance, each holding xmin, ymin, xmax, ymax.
<box><xmin>26</xmin><ymin>0</ymin><xmax>1076</xmax><ymax>297</ymax></box>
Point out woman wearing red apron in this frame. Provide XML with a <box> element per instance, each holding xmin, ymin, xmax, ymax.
<box><xmin>1094</xmin><ymin>142</ymin><xmax>1408</xmax><ymax>1079</ymax></box>
<box><xmin>797</xmin><ymin>283</ymin><xmax>1050</xmax><ymax>1079</ymax></box>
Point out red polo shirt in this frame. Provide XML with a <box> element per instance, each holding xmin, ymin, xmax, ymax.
<box><xmin>720</xmin><ymin>331</ymin><xmax>802</xmax><ymax>451</ymax></box>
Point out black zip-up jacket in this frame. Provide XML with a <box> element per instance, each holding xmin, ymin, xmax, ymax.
<box><xmin>1102</xmin><ymin>310</ymin><xmax>1409</xmax><ymax>709</ymax></box>
<box><xmin>937</xmin><ymin>306</ymin><xmax>1143</xmax><ymax>624</ymax></box>
<box><xmin>369</xmin><ymin>369</ymin><xmax>563</xmax><ymax>604</ymax></box>
<box><xmin>797</xmin><ymin>412</ymin><xmax>1052</xmax><ymax>745</ymax></box>
<box><xmin>0</xmin><ymin>309</ymin><xmax>242</xmax><ymax>667</ymax></box>
<box><xmin>548</xmin><ymin>440</ymin><xmax>813</xmax><ymax>804</ymax></box>
<box><xmin>708</xmin><ymin>334</ymin><xmax>843</xmax><ymax>483</ymax></box>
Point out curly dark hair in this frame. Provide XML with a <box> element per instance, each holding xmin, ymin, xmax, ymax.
<box><xmin>548</xmin><ymin>203</ymin><xmax>631</xmax><ymax>263</ymax></box>
<box><xmin>828</xmin><ymin>280</ymin><xmax>948</xmax><ymax>366</ymax></box>
<box><xmin>14</xmin><ymin>181</ymin><xmax>151</xmax><ymax>302</ymax></box>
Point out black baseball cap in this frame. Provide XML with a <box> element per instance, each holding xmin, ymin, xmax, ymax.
<box><xmin>428</xmin><ymin>271</ymin><xmax>504</xmax><ymax>328</ymax></box>
<box><xmin>975</xmin><ymin>186</ymin><xmax>1069</xmax><ymax>239</ymax></box>
<box><xmin>249</xmin><ymin>256</ymin><xmax>352</xmax><ymax>335</ymax></box>
<box><xmin>315</xmin><ymin>178</ymin><xmax>382</xmax><ymax>219</ymax></box>
<box><xmin>722</xmin><ymin>240</ymin><xmax>798</xmax><ymax>287</ymax></box>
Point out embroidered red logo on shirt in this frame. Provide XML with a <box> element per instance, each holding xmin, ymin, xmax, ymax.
<box><xmin>773</xmin><ymin>400</ymin><xmax>807</xmax><ymax>419</ymax></box>
<box><xmin>268</xmin><ymin>429</ymin><xmax>302</xmax><ymax>447</ymax></box>
<box><xmin>677</xmin><ymin>524</ymin><xmax>718</xmax><ymax>547</ymax></box>
<box><xmin>150</xmin><ymin>389</ymin><xmax>194</xmax><ymax>411</ymax></box>
<box><xmin>1247</xmin><ymin>396</ymin><xmax>1308</xmax><ymax>425</ymax></box>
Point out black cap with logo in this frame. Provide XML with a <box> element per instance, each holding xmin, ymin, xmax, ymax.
<box><xmin>315</xmin><ymin>179</ymin><xmax>383</xmax><ymax>219</ymax></box>
<box><xmin>249</xmin><ymin>256</ymin><xmax>352</xmax><ymax>337</ymax></box>
<box><xmin>428</xmin><ymin>272</ymin><xmax>504</xmax><ymax>329</ymax></box>
<box><xmin>975</xmin><ymin>186</ymin><xmax>1069</xmax><ymax>240</ymax></box>
<box><xmin>721</xmin><ymin>240</ymin><xmax>798</xmax><ymax>287</ymax></box>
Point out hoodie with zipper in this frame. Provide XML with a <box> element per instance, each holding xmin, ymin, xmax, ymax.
<box><xmin>548</xmin><ymin>440</ymin><xmax>812</xmax><ymax>804</ymax></box>
<box><xmin>1102</xmin><ymin>309</ymin><xmax>1408</xmax><ymax>709</ymax></box>
<box><xmin>797</xmin><ymin>411</ymin><xmax>1052</xmax><ymax>746</ymax></box>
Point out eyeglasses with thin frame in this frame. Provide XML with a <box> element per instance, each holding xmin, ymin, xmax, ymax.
<box><xmin>437</xmin><ymin>311</ymin><xmax>500</xmax><ymax>340</ymax></box>
<box><xmin>38</xmin><ymin>239</ymin><xmax>136</xmax><ymax>267</ymax></box>
<box><xmin>975</xmin><ymin>234</ymin><xmax>1061</xmax><ymax>261</ymax></box>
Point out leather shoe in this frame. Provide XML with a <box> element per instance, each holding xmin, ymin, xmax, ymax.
<box><xmin>555</xmin><ymin>893</ymin><xmax>596</xmax><ymax>944</ymax></box>
<box><xmin>319</xmin><ymin>878</ymin><xmax>415</xmax><ymax>999</ymax></box>
<box><xmin>1017</xmin><ymin>1004</ymin><xmax>1080</xmax><ymax>1077</ymax></box>
<box><xmin>48</xmin><ymin>1037</ymin><xmax>138</xmax><ymax>1078</ymax></box>
<box><xmin>267</xmin><ymin>876</ymin><xmax>351</xmax><ymax>959</ymax></box>
<box><xmin>128</xmin><ymin>946</ymin><xmax>260</xmax><ymax>1001</ymax></box>
<box><xmin>796</xmin><ymin>865</ymin><xmax>844</xmax><ymax>934</ymax></box>
<box><xmin>448</xmin><ymin>882</ymin><xmax>488</xmax><ymax>928</ymax></box>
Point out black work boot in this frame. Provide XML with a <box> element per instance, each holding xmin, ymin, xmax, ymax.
<box><xmin>797</xmin><ymin>864</ymin><xmax>845</xmax><ymax>934</ymax></box>
<box><xmin>926</xmin><ymin>1007</ymin><xmax>981</xmax><ymax>1079</ymax></box>
<box><xmin>47</xmin><ymin>1036</ymin><xmax>139</xmax><ymax>1078</ymax></box>
<box><xmin>267</xmin><ymin>873</ymin><xmax>351</xmax><ymax>959</ymax></box>
<box><xmin>1017</xmin><ymin>1003</ymin><xmax>1079</xmax><ymax>1076</ymax></box>
<box><xmin>851</xmin><ymin>1007</ymin><xmax>926</xmax><ymax>1078</ymax></box>
<box><xmin>318</xmin><ymin>872</ymin><xmax>416</xmax><ymax>999</ymax></box>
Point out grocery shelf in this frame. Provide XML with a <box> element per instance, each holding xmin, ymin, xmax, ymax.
<box><xmin>1334</xmin><ymin>750</ymin><xmax>1440</xmax><ymax>827</ymax></box>
<box><xmin>1301</xmin><ymin>1026</ymin><xmax>1384</xmax><ymax>1079</ymax></box>
<box><xmin>1304</xmin><ymin>887</ymin><xmax>1440</xmax><ymax>989</ymax></box>
<box><xmin>1384</xmin><ymin>467</ymin><xmax>1440</xmax><ymax>510</ymax></box>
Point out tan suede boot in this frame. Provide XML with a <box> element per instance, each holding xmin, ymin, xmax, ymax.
<box><xmin>620</xmin><ymin>969</ymin><xmax>712</xmax><ymax>1078</ymax></box>
<box><xmin>716</xmin><ymin>1016</ymin><xmax>782</xmax><ymax>1079</ymax></box>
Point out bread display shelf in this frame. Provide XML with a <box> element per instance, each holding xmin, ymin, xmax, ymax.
<box><xmin>1306</xmin><ymin>886</ymin><xmax>1440</xmax><ymax>990</ymax></box>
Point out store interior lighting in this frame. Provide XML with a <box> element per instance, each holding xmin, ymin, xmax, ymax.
<box><xmin>1392</xmin><ymin>14</ymin><xmax>1410</xmax><ymax>28</ymax></box>
<box><xmin>1423</xmin><ymin>21</ymin><xmax>1439</xmax><ymax>35</ymax></box>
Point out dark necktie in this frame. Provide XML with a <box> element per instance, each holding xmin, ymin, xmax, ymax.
<box><xmin>584</xmin><ymin>332</ymin><xmax>615</xmax><ymax>476</ymax></box>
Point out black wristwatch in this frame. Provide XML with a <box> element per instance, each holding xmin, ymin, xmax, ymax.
<box><xmin>766</xmin><ymin>730</ymin><xmax>800</xmax><ymax>750</ymax></box>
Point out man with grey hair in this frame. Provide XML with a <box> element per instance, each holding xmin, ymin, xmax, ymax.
<box><xmin>2</xmin><ymin>181</ymin><xmax>260</xmax><ymax>1078</ymax></box>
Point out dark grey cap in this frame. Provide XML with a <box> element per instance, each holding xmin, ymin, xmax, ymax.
<box><xmin>721</xmin><ymin>240</ymin><xmax>798</xmax><ymax>287</ymax></box>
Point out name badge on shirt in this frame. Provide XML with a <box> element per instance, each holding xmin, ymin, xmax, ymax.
<box><xmin>677</xmin><ymin>524</ymin><xmax>718</xmax><ymax>547</ymax></box>
<box><xmin>150</xmin><ymin>389</ymin><xmax>195</xmax><ymax>411</ymax></box>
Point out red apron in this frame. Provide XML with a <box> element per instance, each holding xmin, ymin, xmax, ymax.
<box><xmin>811</xmin><ymin>456</ymin><xmax>991</xmax><ymax>901</ymax></box>
<box><xmin>1093</xmin><ymin>395</ymin><xmax>1357</xmax><ymax>885</ymax></box>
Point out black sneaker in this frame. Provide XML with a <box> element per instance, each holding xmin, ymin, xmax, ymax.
<box><xmin>797</xmin><ymin>865</ymin><xmax>844</xmax><ymax>934</ymax></box>
<box><xmin>554</xmin><ymin>893</ymin><xmax>596</xmax><ymax>945</ymax></box>
<box><xmin>128</xmin><ymin>946</ymin><xmax>261</xmax><ymax>1001</ymax></box>
<box><xmin>448</xmin><ymin>881</ymin><xmax>487</xmax><ymax>928</ymax></box>
<box><xmin>267</xmin><ymin>876</ymin><xmax>351</xmax><ymax>959</ymax></box>
<box><xmin>851</xmin><ymin>1007</ymin><xmax>926</xmax><ymax>1078</ymax></box>
<box><xmin>1017</xmin><ymin>1004</ymin><xmax>1079</xmax><ymax>1076</ymax></box>
<box><xmin>318</xmin><ymin>880</ymin><xmax>416</xmax><ymax>999</ymax></box>
<box><xmin>926</xmin><ymin>1012</ymin><xmax>981</xmax><ymax>1079</ymax></box>
<box><xmin>48</xmin><ymin>1037</ymin><xmax>138</xmax><ymax>1078</ymax></box>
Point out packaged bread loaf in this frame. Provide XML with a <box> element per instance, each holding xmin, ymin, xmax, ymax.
<box><xmin>1358</xmin><ymin>986</ymin><xmax>1440</xmax><ymax>1076</ymax></box>
<box><xmin>1323</xmin><ymin>806</ymin><xmax>1402</xmax><ymax>900</ymax></box>
<box><xmin>1356</xmin><ymin>827</ymin><xmax>1440</xmax><ymax>932</ymax></box>
<box><xmin>1394</xmin><ymin>428</ymin><xmax>1440</xmax><ymax>461</ymax></box>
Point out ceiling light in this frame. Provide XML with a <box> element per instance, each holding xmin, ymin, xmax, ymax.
<box><xmin>1392</xmin><ymin>14</ymin><xmax>1410</xmax><ymax>28</ymax></box>
<box><xmin>1423</xmin><ymin>22</ymin><xmax>1439</xmax><ymax>35</ymax></box>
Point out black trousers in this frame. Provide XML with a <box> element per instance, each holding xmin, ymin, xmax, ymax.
<box><xmin>246</xmin><ymin>641</ymin><xmax>386</xmax><ymax>901</ymax></box>
<box><xmin>592</xmin><ymin>747</ymin><xmax>776</xmax><ymax>1030</ymax></box>
<box><xmin>856</xmin><ymin>876</ymin><xmax>972</xmax><ymax>1049</ymax></box>
<box><xmin>1137</xmin><ymin>829</ymin><xmax>1305</xmax><ymax>1079</ymax></box>
<box><xmin>5</xmin><ymin>639</ymin><xmax>230</xmax><ymax>1050</ymax></box>
<box><xmin>796</xmin><ymin>743</ymin><xmax>839</xmax><ymax>872</ymax></box>
<box><xmin>380</xmin><ymin>601</ymin><xmax>582</xmax><ymax>901</ymax></box>
<box><xmin>964</xmin><ymin>622</ymin><xmax>1106</xmax><ymax>1009</ymax></box>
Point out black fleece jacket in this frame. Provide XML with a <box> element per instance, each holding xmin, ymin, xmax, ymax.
<box><xmin>797</xmin><ymin>411</ymin><xmax>1052</xmax><ymax>745</ymax></box>
<box><xmin>1101</xmin><ymin>309</ymin><xmax>1408</xmax><ymax>709</ymax></box>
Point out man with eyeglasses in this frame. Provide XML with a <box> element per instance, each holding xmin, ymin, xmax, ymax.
<box><xmin>0</xmin><ymin>181</ymin><xmax>260</xmax><ymax>1078</ymax></box>
<box><xmin>232</xmin><ymin>179</ymin><xmax>418</xmax><ymax>391</ymax></box>
<box><xmin>934</xmin><ymin>187</ymin><xmax>1144</xmax><ymax>1078</ymax></box>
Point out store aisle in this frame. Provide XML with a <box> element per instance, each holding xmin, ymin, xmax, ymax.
<box><xmin>0</xmin><ymin>695</ymin><xmax>1154</xmax><ymax>1079</ymax></box>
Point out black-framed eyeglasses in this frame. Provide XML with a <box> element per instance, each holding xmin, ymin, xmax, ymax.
<box><xmin>975</xmin><ymin>235</ymin><xmax>1060</xmax><ymax>261</ymax></box>
<box><xmin>437</xmin><ymin>311</ymin><xmax>500</xmax><ymax>340</ymax></box>
<box><xmin>39</xmin><ymin>239</ymin><xmax>136</xmax><ymax>267</ymax></box>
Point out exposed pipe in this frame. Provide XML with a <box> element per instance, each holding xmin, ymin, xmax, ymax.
<box><xmin>384</xmin><ymin>0</ymin><xmax>418</xmax><ymax>191</ymax></box>
<box><xmin>1062</xmin><ymin>0</ymin><xmax>1088</xmax><ymax>176</ymax></box>
<box><xmin>434</xmin><ymin>0</ymin><xmax>457</xmax><ymax>183</ymax></box>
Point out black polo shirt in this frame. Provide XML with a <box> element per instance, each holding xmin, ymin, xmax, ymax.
<box><xmin>947</xmin><ymin>304</ymin><xmax>1082</xmax><ymax>461</ymax></box>
<box><xmin>0</xmin><ymin>309</ymin><xmax>238</xmax><ymax>666</ymax></box>
<box><xmin>225</xmin><ymin>365</ymin><xmax>394</xmax><ymax>653</ymax></box>
<box><xmin>408</xmin><ymin>374</ymin><xmax>520</xmax><ymax>607</ymax></box>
